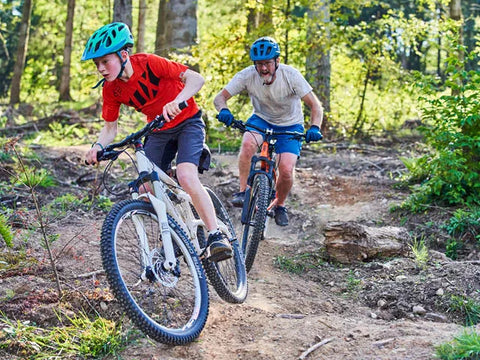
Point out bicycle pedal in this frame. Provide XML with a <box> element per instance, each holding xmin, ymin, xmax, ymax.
<box><xmin>267</xmin><ymin>209</ymin><xmax>275</xmax><ymax>218</ymax></box>
<box><xmin>207</xmin><ymin>250</ymin><xmax>232</xmax><ymax>263</ymax></box>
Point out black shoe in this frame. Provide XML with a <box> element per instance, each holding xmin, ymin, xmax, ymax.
<box><xmin>274</xmin><ymin>206</ymin><xmax>289</xmax><ymax>226</ymax></box>
<box><xmin>206</xmin><ymin>231</ymin><xmax>232</xmax><ymax>262</ymax></box>
<box><xmin>231</xmin><ymin>191</ymin><xmax>246</xmax><ymax>208</ymax></box>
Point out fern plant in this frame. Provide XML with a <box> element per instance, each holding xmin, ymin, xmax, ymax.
<box><xmin>0</xmin><ymin>213</ymin><xmax>13</xmax><ymax>247</ymax></box>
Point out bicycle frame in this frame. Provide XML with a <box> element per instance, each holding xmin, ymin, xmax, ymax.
<box><xmin>240</xmin><ymin>135</ymin><xmax>277</xmax><ymax>224</ymax></box>
<box><xmin>129</xmin><ymin>141</ymin><xmax>233</xmax><ymax>273</ymax></box>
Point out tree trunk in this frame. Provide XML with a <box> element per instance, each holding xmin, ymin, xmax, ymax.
<box><xmin>306</xmin><ymin>0</ymin><xmax>331</xmax><ymax>132</ymax></box>
<box><xmin>246</xmin><ymin>0</ymin><xmax>273</xmax><ymax>33</ymax></box>
<box><xmin>351</xmin><ymin>67</ymin><xmax>370</xmax><ymax>137</ymax></box>
<box><xmin>113</xmin><ymin>0</ymin><xmax>132</xmax><ymax>28</ymax></box>
<box><xmin>136</xmin><ymin>0</ymin><xmax>147</xmax><ymax>53</ymax></box>
<box><xmin>155</xmin><ymin>0</ymin><xmax>197</xmax><ymax>58</ymax></box>
<box><xmin>449</xmin><ymin>0</ymin><xmax>463</xmax><ymax>96</ymax></box>
<box><xmin>59</xmin><ymin>0</ymin><xmax>75</xmax><ymax>102</ymax></box>
<box><xmin>155</xmin><ymin>0</ymin><xmax>167</xmax><ymax>57</ymax></box>
<box><xmin>324</xmin><ymin>221</ymin><xmax>409</xmax><ymax>264</ymax></box>
<box><xmin>9</xmin><ymin>0</ymin><xmax>33</xmax><ymax>107</ymax></box>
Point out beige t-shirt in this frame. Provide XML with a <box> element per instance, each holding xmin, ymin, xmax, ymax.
<box><xmin>224</xmin><ymin>64</ymin><xmax>312</xmax><ymax>126</ymax></box>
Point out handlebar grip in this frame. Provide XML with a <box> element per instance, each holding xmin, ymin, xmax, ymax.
<box><xmin>178</xmin><ymin>100</ymin><xmax>188</xmax><ymax>110</ymax></box>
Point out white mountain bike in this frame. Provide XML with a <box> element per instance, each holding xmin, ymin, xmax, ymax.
<box><xmin>95</xmin><ymin>102</ymin><xmax>247</xmax><ymax>345</ymax></box>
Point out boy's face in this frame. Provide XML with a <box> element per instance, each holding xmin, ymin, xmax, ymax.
<box><xmin>93</xmin><ymin>53</ymin><xmax>121</xmax><ymax>82</ymax></box>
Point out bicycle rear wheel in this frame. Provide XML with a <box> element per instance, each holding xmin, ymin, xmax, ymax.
<box><xmin>198</xmin><ymin>188</ymin><xmax>248</xmax><ymax>303</ymax></box>
<box><xmin>101</xmin><ymin>199</ymin><xmax>209</xmax><ymax>345</ymax></box>
<box><xmin>241</xmin><ymin>173</ymin><xmax>270</xmax><ymax>273</ymax></box>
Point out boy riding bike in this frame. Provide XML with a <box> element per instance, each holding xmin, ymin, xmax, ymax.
<box><xmin>83</xmin><ymin>22</ymin><xmax>232</xmax><ymax>261</ymax></box>
<box><xmin>213</xmin><ymin>36</ymin><xmax>324</xmax><ymax>226</ymax></box>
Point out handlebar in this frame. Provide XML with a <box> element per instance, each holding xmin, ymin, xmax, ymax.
<box><xmin>87</xmin><ymin>101</ymin><xmax>188</xmax><ymax>164</ymax></box>
<box><xmin>229</xmin><ymin>118</ymin><xmax>305</xmax><ymax>140</ymax></box>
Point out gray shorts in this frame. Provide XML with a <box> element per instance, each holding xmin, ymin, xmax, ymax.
<box><xmin>144</xmin><ymin>112</ymin><xmax>205</xmax><ymax>172</ymax></box>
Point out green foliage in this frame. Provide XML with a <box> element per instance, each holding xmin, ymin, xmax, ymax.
<box><xmin>95</xmin><ymin>195</ymin><xmax>113</xmax><ymax>212</ymax></box>
<box><xmin>435</xmin><ymin>330</ymin><xmax>480</xmax><ymax>360</ymax></box>
<box><xmin>25</xmin><ymin>122</ymin><xmax>90</xmax><ymax>147</ymax></box>
<box><xmin>330</xmin><ymin>49</ymin><xmax>420</xmax><ymax>137</ymax></box>
<box><xmin>273</xmin><ymin>252</ymin><xmax>324</xmax><ymax>274</ymax></box>
<box><xmin>445</xmin><ymin>238</ymin><xmax>460</xmax><ymax>260</ymax></box>
<box><xmin>0</xmin><ymin>250</ymin><xmax>38</xmax><ymax>274</ymax></box>
<box><xmin>449</xmin><ymin>294</ymin><xmax>480</xmax><ymax>326</ymax></box>
<box><xmin>0</xmin><ymin>213</ymin><xmax>13</xmax><ymax>248</ymax></box>
<box><xmin>45</xmin><ymin>193</ymin><xmax>87</xmax><ymax>217</ymax></box>
<box><xmin>443</xmin><ymin>206</ymin><xmax>480</xmax><ymax>242</ymax></box>
<box><xmin>344</xmin><ymin>269</ymin><xmax>363</xmax><ymax>295</ymax></box>
<box><xmin>401</xmin><ymin>49</ymin><xmax>480</xmax><ymax>210</ymax></box>
<box><xmin>0</xmin><ymin>311</ymin><xmax>131</xmax><ymax>358</ymax></box>
<box><xmin>12</xmin><ymin>167</ymin><xmax>56</xmax><ymax>188</ymax></box>
<box><xmin>409</xmin><ymin>237</ymin><xmax>429</xmax><ymax>269</ymax></box>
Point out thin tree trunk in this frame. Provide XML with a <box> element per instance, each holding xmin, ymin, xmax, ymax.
<box><xmin>9</xmin><ymin>0</ymin><xmax>33</xmax><ymax>107</ymax></box>
<box><xmin>136</xmin><ymin>0</ymin><xmax>147</xmax><ymax>53</ymax></box>
<box><xmin>155</xmin><ymin>0</ymin><xmax>167</xmax><ymax>56</ymax></box>
<box><xmin>113</xmin><ymin>0</ymin><xmax>132</xmax><ymax>28</ymax></box>
<box><xmin>284</xmin><ymin>0</ymin><xmax>291</xmax><ymax>64</ymax></box>
<box><xmin>449</xmin><ymin>0</ymin><xmax>463</xmax><ymax>95</ymax></box>
<box><xmin>59</xmin><ymin>0</ymin><xmax>75</xmax><ymax>102</ymax></box>
<box><xmin>155</xmin><ymin>0</ymin><xmax>197</xmax><ymax>57</ymax></box>
<box><xmin>306</xmin><ymin>0</ymin><xmax>331</xmax><ymax>129</ymax></box>
<box><xmin>352</xmin><ymin>67</ymin><xmax>370</xmax><ymax>137</ymax></box>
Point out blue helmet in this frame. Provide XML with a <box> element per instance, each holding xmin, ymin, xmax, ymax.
<box><xmin>82</xmin><ymin>22</ymin><xmax>134</xmax><ymax>61</ymax></box>
<box><xmin>249</xmin><ymin>37</ymin><xmax>280</xmax><ymax>61</ymax></box>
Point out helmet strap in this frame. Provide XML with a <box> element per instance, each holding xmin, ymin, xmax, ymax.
<box><xmin>116</xmin><ymin>50</ymin><xmax>128</xmax><ymax>79</ymax></box>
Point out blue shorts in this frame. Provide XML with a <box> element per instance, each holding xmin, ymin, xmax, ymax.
<box><xmin>144</xmin><ymin>112</ymin><xmax>205</xmax><ymax>171</ymax></box>
<box><xmin>246</xmin><ymin>114</ymin><xmax>304</xmax><ymax>156</ymax></box>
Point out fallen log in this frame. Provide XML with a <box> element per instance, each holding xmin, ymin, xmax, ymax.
<box><xmin>324</xmin><ymin>221</ymin><xmax>409</xmax><ymax>264</ymax></box>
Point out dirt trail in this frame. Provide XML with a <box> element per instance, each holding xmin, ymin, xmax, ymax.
<box><xmin>1</xmin><ymin>144</ymin><xmax>476</xmax><ymax>360</ymax></box>
<box><xmin>114</xmin><ymin>150</ymin><xmax>464</xmax><ymax>360</ymax></box>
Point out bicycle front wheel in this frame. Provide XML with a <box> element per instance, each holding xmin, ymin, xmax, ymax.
<box><xmin>242</xmin><ymin>173</ymin><xmax>270</xmax><ymax>273</ymax></box>
<box><xmin>101</xmin><ymin>199</ymin><xmax>209</xmax><ymax>345</ymax></box>
<box><xmin>199</xmin><ymin>188</ymin><xmax>248</xmax><ymax>304</ymax></box>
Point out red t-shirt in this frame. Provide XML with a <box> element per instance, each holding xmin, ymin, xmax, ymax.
<box><xmin>101</xmin><ymin>53</ymin><xmax>200</xmax><ymax>130</ymax></box>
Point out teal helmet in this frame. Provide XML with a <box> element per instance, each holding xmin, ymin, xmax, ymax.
<box><xmin>249</xmin><ymin>37</ymin><xmax>280</xmax><ymax>61</ymax></box>
<box><xmin>82</xmin><ymin>22</ymin><xmax>134</xmax><ymax>61</ymax></box>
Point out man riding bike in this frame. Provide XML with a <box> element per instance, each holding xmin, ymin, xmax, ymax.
<box><xmin>213</xmin><ymin>36</ymin><xmax>323</xmax><ymax>226</ymax></box>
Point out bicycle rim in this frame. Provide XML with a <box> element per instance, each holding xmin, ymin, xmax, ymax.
<box><xmin>242</xmin><ymin>174</ymin><xmax>270</xmax><ymax>273</ymax></box>
<box><xmin>199</xmin><ymin>188</ymin><xmax>248</xmax><ymax>303</ymax></box>
<box><xmin>101</xmin><ymin>199</ymin><xmax>209</xmax><ymax>345</ymax></box>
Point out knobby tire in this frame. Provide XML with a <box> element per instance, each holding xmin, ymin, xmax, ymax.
<box><xmin>101</xmin><ymin>199</ymin><xmax>209</xmax><ymax>345</ymax></box>
<box><xmin>242</xmin><ymin>174</ymin><xmax>270</xmax><ymax>273</ymax></box>
<box><xmin>198</xmin><ymin>188</ymin><xmax>248</xmax><ymax>303</ymax></box>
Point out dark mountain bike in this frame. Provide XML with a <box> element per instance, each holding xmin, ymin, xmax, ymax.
<box><xmin>229</xmin><ymin>119</ymin><xmax>305</xmax><ymax>273</ymax></box>
<box><xmin>94</xmin><ymin>102</ymin><xmax>247</xmax><ymax>345</ymax></box>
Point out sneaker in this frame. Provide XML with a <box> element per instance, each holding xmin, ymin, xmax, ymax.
<box><xmin>206</xmin><ymin>231</ymin><xmax>232</xmax><ymax>262</ymax></box>
<box><xmin>274</xmin><ymin>206</ymin><xmax>289</xmax><ymax>226</ymax></box>
<box><xmin>231</xmin><ymin>191</ymin><xmax>246</xmax><ymax>208</ymax></box>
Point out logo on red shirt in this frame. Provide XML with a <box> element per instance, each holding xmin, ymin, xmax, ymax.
<box><xmin>113</xmin><ymin>86</ymin><xmax>122</xmax><ymax>98</ymax></box>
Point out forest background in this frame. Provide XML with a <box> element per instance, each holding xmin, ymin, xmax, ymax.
<box><xmin>0</xmin><ymin>0</ymin><xmax>480</xmax><ymax>358</ymax></box>
<box><xmin>1</xmin><ymin>0</ymin><xmax>479</xmax><ymax>241</ymax></box>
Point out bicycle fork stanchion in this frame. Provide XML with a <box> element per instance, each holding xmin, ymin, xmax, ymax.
<box><xmin>130</xmin><ymin>214</ymin><xmax>151</xmax><ymax>276</ymax></box>
<box><xmin>145</xmin><ymin>193</ymin><xmax>177</xmax><ymax>271</ymax></box>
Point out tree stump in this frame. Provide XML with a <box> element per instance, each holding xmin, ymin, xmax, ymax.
<box><xmin>324</xmin><ymin>221</ymin><xmax>409</xmax><ymax>264</ymax></box>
